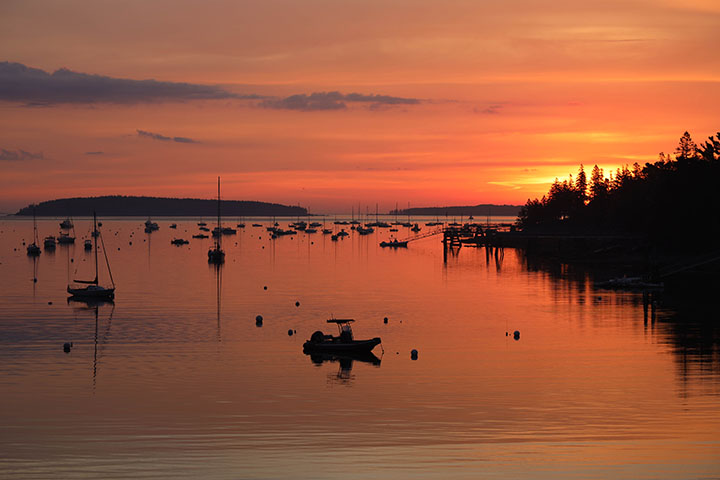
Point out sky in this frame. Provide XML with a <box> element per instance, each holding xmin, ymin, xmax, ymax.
<box><xmin>1</xmin><ymin>0</ymin><xmax>719</xmax><ymax>214</ymax></box>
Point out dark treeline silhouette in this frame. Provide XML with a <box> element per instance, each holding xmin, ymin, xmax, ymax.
<box><xmin>517</xmin><ymin>131</ymin><xmax>720</xmax><ymax>250</ymax></box>
<box><xmin>16</xmin><ymin>196</ymin><xmax>307</xmax><ymax>217</ymax></box>
<box><xmin>392</xmin><ymin>204</ymin><xmax>522</xmax><ymax>217</ymax></box>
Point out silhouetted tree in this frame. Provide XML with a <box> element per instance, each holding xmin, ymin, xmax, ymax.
<box><xmin>576</xmin><ymin>165</ymin><xmax>587</xmax><ymax>203</ymax></box>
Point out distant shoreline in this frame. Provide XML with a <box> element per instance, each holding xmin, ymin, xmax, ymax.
<box><xmin>15</xmin><ymin>195</ymin><xmax>307</xmax><ymax>217</ymax></box>
<box><xmin>391</xmin><ymin>204</ymin><xmax>522</xmax><ymax>217</ymax></box>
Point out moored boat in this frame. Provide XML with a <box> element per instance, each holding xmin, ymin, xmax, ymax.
<box><xmin>67</xmin><ymin>212</ymin><xmax>115</xmax><ymax>300</ymax></box>
<box><xmin>303</xmin><ymin>319</ymin><xmax>381</xmax><ymax>354</ymax></box>
<box><xmin>380</xmin><ymin>239</ymin><xmax>408</xmax><ymax>248</ymax></box>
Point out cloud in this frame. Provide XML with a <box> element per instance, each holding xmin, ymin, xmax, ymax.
<box><xmin>137</xmin><ymin>129</ymin><xmax>199</xmax><ymax>144</ymax></box>
<box><xmin>0</xmin><ymin>61</ymin><xmax>253</xmax><ymax>105</ymax></box>
<box><xmin>474</xmin><ymin>104</ymin><xmax>503</xmax><ymax>115</ymax></box>
<box><xmin>260</xmin><ymin>91</ymin><xmax>420</xmax><ymax>111</ymax></box>
<box><xmin>0</xmin><ymin>148</ymin><xmax>43</xmax><ymax>161</ymax></box>
<box><xmin>85</xmin><ymin>151</ymin><xmax>104</xmax><ymax>155</ymax></box>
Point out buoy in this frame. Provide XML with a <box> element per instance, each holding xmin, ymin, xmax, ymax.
<box><xmin>383</xmin><ymin>317</ymin><xmax>388</xmax><ymax>324</ymax></box>
<box><xmin>411</xmin><ymin>349</ymin><xmax>418</xmax><ymax>360</ymax></box>
<box><xmin>513</xmin><ymin>330</ymin><xmax>520</xmax><ymax>340</ymax></box>
<box><xmin>263</xmin><ymin>286</ymin><xmax>268</xmax><ymax>290</ymax></box>
<box><xmin>129</xmin><ymin>242</ymin><xmax>132</xmax><ymax>245</ymax></box>
<box><xmin>63</xmin><ymin>342</ymin><xmax>72</xmax><ymax>353</ymax></box>
<box><xmin>295</xmin><ymin>301</ymin><xmax>300</xmax><ymax>307</ymax></box>
<box><xmin>70</xmin><ymin>258</ymin><xmax>74</xmax><ymax>263</ymax></box>
<box><xmin>287</xmin><ymin>329</ymin><xmax>293</xmax><ymax>336</ymax></box>
<box><xmin>256</xmin><ymin>315</ymin><xmax>263</xmax><ymax>322</ymax></box>
<box><xmin>48</xmin><ymin>301</ymin><xmax>52</xmax><ymax>305</ymax></box>
<box><xmin>33</xmin><ymin>278</ymin><xmax>37</xmax><ymax>283</ymax></box>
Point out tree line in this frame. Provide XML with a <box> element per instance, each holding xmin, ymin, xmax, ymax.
<box><xmin>516</xmin><ymin>131</ymin><xmax>720</xmax><ymax>250</ymax></box>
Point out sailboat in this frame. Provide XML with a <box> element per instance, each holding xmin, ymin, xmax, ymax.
<box><xmin>208</xmin><ymin>177</ymin><xmax>225</xmax><ymax>264</ymax></box>
<box><xmin>26</xmin><ymin>207</ymin><xmax>41</xmax><ymax>256</ymax></box>
<box><xmin>67</xmin><ymin>212</ymin><xmax>115</xmax><ymax>300</ymax></box>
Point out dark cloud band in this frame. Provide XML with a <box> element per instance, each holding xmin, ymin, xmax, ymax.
<box><xmin>0</xmin><ymin>61</ymin><xmax>246</xmax><ymax>104</ymax></box>
<box><xmin>260</xmin><ymin>91</ymin><xmax>420</xmax><ymax>111</ymax></box>
<box><xmin>137</xmin><ymin>130</ymin><xmax>199</xmax><ymax>144</ymax></box>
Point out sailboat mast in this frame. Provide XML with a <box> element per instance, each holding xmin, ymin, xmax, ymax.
<box><xmin>93</xmin><ymin>212</ymin><xmax>99</xmax><ymax>285</ymax></box>
<box><xmin>33</xmin><ymin>206</ymin><xmax>38</xmax><ymax>244</ymax></box>
<box><xmin>216</xmin><ymin>176</ymin><xmax>221</xmax><ymax>250</ymax></box>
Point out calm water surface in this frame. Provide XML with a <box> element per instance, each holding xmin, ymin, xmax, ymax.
<box><xmin>1</xmin><ymin>217</ymin><xmax>719</xmax><ymax>479</ymax></box>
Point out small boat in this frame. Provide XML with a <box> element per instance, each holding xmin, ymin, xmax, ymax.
<box><xmin>144</xmin><ymin>218</ymin><xmax>159</xmax><ymax>232</ymax></box>
<box><xmin>357</xmin><ymin>226</ymin><xmax>374</xmax><ymax>235</ymax></box>
<box><xmin>192</xmin><ymin>234</ymin><xmax>209</xmax><ymax>239</ymax></box>
<box><xmin>389</xmin><ymin>228</ymin><xmax>399</xmax><ymax>232</ymax></box>
<box><xmin>237</xmin><ymin>223</ymin><xmax>246</xmax><ymax>228</ymax></box>
<box><xmin>57</xmin><ymin>233</ymin><xmax>75</xmax><ymax>244</ymax></box>
<box><xmin>322</xmin><ymin>228</ymin><xmax>333</xmax><ymax>234</ymax></box>
<box><xmin>410</xmin><ymin>223</ymin><xmax>421</xmax><ymax>232</ymax></box>
<box><xmin>84</xmin><ymin>239</ymin><xmax>92</xmax><ymax>250</ymax></box>
<box><xmin>305</xmin><ymin>228</ymin><xmax>318</xmax><ymax>234</ymax></box>
<box><xmin>595</xmin><ymin>276</ymin><xmax>664</xmax><ymax>290</ymax></box>
<box><xmin>171</xmin><ymin>238</ymin><xmax>189</xmax><ymax>245</ymax></box>
<box><xmin>169</xmin><ymin>223</ymin><xmax>177</xmax><ymax>229</ymax></box>
<box><xmin>252</xmin><ymin>223</ymin><xmax>263</xmax><ymax>227</ymax></box>
<box><xmin>67</xmin><ymin>212</ymin><xmax>115</xmax><ymax>300</ymax></box>
<box><xmin>60</xmin><ymin>218</ymin><xmax>73</xmax><ymax>229</ymax></box>
<box><xmin>27</xmin><ymin>209</ymin><xmax>41</xmax><ymax>255</ymax></box>
<box><xmin>309</xmin><ymin>222</ymin><xmax>322</xmax><ymax>228</ymax></box>
<box><xmin>303</xmin><ymin>319</ymin><xmax>381</xmax><ymax>354</ymax></box>
<box><xmin>337</xmin><ymin>229</ymin><xmax>349</xmax><ymax>237</ymax></box>
<box><xmin>331</xmin><ymin>234</ymin><xmax>338</xmax><ymax>241</ymax></box>
<box><xmin>44</xmin><ymin>236</ymin><xmax>57</xmax><ymax>248</ymax></box>
<box><xmin>199</xmin><ymin>226</ymin><xmax>210</xmax><ymax>232</ymax></box>
<box><xmin>380</xmin><ymin>239</ymin><xmax>408</xmax><ymax>248</ymax></box>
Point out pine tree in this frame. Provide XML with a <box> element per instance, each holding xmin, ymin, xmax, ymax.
<box><xmin>576</xmin><ymin>165</ymin><xmax>587</xmax><ymax>202</ymax></box>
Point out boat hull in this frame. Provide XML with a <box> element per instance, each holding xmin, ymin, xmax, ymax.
<box><xmin>67</xmin><ymin>285</ymin><xmax>115</xmax><ymax>299</ymax></box>
<box><xmin>303</xmin><ymin>337</ymin><xmax>381</xmax><ymax>354</ymax></box>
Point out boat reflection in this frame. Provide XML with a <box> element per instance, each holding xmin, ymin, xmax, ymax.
<box><xmin>305</xmin><ymin>350</ymin><xmax>381</xmax><ymax>385</ymax></box>
<box><xmin>67</xmin><ymin>297</ymin><xmax>115</xmax><ymax>391</ymax></box>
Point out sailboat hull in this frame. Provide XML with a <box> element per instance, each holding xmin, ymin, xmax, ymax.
<box><xmin>67</xmin><ymin>285</ymin><xmax>115</xmax><ymax>299</ymax></box>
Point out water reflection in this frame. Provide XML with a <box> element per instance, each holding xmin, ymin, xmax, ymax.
<box><xmin>67</xmin><ymin>297</ymin><xmax>115</xmax><ymax>392</ymax></box>
<box><xmin>306</xmin><ymin>351</ymin><xmax>381</xmax><ymax>385</ymax></box>
<box><xmin>516</xmin><ymin>248</ymin><xmax>720</xmax><ymax>389</ymax></box>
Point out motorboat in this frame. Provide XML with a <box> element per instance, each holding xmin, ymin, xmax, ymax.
<box><xmin>336</xmin><ymin>229</ymin><xmax>349</xmax><ymax>237</ymax></box>
<box><xmin>192</xmin><ymin>234</ymin><xmax>209</xmax><ymax>239</ymax></box>
<box><xmin>169</xmin><ymin>223</ymin><xmax>177</xmax><ymax>229</ymax></box>
<box><xmin>60</xmin><ymin>218</ymin><xmax>73</xmax><ymax>229</ymax></box>
<box><xmin>380</xmin><ymin>239</ymin><xmax>408</xmax><ymax>248</ymax></box>
<box><xmin>595</xmin><ymin>276</ymin><xmax>664</xmax><ymax>290</ymax></box>
<box><xmin>305</xmin><ymin>228</ymin><xmax>318</xmax><ymax>234</ymax></box>
<box><xmin>322</xmin><ymin>228</ymin><xmax>333</xmax><ymax>234</ymax></box>
<box><xmin>84</xmin><ymin>239</ymin><xmax>92</xmax><ymax>250</ymax></box>
<box><xmin>171</xmin><ymin>238</ymin><xmax>189</xmax><ymax>245</ymax></box>
<box><xmin>356</xmin><ymin>226</ymin><xmax>374</xmax><ymax>235</ymax></box>
<box><xmin>57</xmin><ymin>233</ymin><xmax>75</xmax><ymax>244</ymax></box>
<box><xmin>410</xmin><ymin>223</ymin><xmax>421</xmax><ymax>232</ymax></box>
<box><xmin>303</xmin><ymin>319</ymin><xmax>381</xmax><ymax>354</ymax></box>
<box><xmin>44</xmin><ymin>236</ymin><xmax>57</xmax><ymax>248</ymax></box>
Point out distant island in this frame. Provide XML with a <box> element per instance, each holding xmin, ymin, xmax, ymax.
<box><xmin>391</xmin><ymin>204</ymin><xmax>522</xmax><ymax>217</ymax></box>
<box><xmin>15</xmin><ymin>196</ymin><xmax>307</xmax><ymax>217</ymax></box>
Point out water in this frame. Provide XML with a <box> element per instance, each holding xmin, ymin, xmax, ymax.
<box><xmin>1</xmin><ymin>217</ymin><xmax>719</xmax><ymax>479</ymax></box>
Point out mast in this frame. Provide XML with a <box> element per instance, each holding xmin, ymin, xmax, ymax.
<box><xmin>216</xmin><ymin>176</ymin><xmax>221</xmax><ymax>250</ymax></box>
<box><xmin>93</xmin><ymin>212</ymin><xmax>99</xmax><ymax>285</ymax></box>
<box><xmin>33</xmin><ymin>206</ymin><xmax>38</xmax><ymax>244</ymax></box>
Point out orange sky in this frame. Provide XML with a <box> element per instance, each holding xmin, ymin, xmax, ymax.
<box><xmin>1</xmin><ymin>0</ymin><xmax>719</xmax><ymax>213</ymax></box>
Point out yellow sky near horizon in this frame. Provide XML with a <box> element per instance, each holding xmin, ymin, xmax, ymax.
<box><xmin>1</xmin><ymin>0</ymin><xmax>718</xmax><ymax>213</ymax></box>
